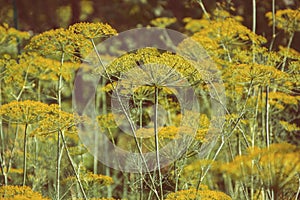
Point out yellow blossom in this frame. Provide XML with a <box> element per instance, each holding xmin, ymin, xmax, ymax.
<box><xmin>0</xmin><ymin>185</ymin><xmax>49</xmax><ymax>199</ymax></box>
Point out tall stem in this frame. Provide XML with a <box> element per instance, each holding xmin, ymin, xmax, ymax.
<box><xmin>269</xmin><ymin>0</ymin><xmax>276</xmax><ymax>51</ymax></box>
<box><xmin>56</xmin><ymin>131</ymin><xmax>61</xmax><ymax>200</ymax></box>
<box><xmin>0</xmin><ymin>77</ymin><xmax>5</xmax><ymax>185</ymax></box>
<box><xmin>58</xmin><ymin>52</ymin><xmax>65</xmax><ymax>108</ymax></box>
<box><xmin>252</xmin><ymin>0</ymin><xmax>256</xmax><ymax>63</ymax></box>
<box><xmin>22</xmin><ymin>123</ymin><xmax>28</xmax><ymax>186</ymax></box>
<box><xmin>196</xmin><ymin>0</ymin><xmax>210</xmax><ymax>19</ymax></box>
<box><xmin>252</xmin><ymin>0</ymin><xmax>256</xmax><ymax>34</ymax></box>
<box><xmin>281</xmin><ymin>32</ymin><xmax>294</xmax><ymax>71</ymax></box>
<box><xmin>265</xmin><ymin>85</ymin><xmax>270</xmax><ymax>148</ymax></box>
<box><xmin>139</xmin><ymin>100</ymin><xmax>143</xmax><ymax>200</ymax></box>
<box><xmin>55</xmin><ymin>52</ymin><xmax>65</xmax><ymax>199</ymax></box>
<box><xmin>60</xmin><ymin>130</ymin><xmax>87</xmax><ymax>199</ymax></box>
<box><xmin>90</xmin><ymin>39</ymin><xmax>159</xmax><ymax>198</ymax></box>
<box><xmin>154</xmin><ymin>86</ymin><xmax>163</xmax><ymax>199</ymax></box>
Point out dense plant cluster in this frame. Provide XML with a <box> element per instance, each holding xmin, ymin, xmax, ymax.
<box><xmin>0</xmin><ymin>2</ymin><xmax>299</xmax><ymax>200</ymax></box>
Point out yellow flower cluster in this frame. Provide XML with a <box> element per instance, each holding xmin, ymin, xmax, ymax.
<box><xmin>69</xmin><ymin>22</ymin><xmax>117</xmax><ymax>39</ymax></box>
<box><xmin>186</xmin><ymin>8</ymin><xmax>268</xmax><ymax>75</ymax></box>
<box><xmin>1</xmin><ymin>55</ymin><xmax>23</xmax><ymax>88</ymax></box>
<box><xmin>0</xmin><ymin>23</ymin><xmax>30</xmax><ymax>48</ymax></box>
<box><xmin>220</xmin><ymin>143</ymin><xmax>300</xmax><ymax>194</ymax></box>
<box><xmin>279</xmin><ymin>46</ymin><xmax>300</xmax><ymax>60</ymax></box>
<box><xmin>165</xmin><ymin>187</ymin><xmax>232</xmax><ymax>200</ymax></box>
<box><xmin>0</xmin><ymin>185</ymin><xmax>49</xmax><ymax>200</ymax></box>
<box><xmin>0</xmin><ymin>100</ymin><xmax>55</xmax><ymax>124</ymax></box>
<box><xmin>249</xmin><ymin>91</ymin><xmax>300</xmax><ymax>111</ymax></box>
<box><xmin>75</xmin><ymin>198</ymin><xmax>117</xmax><ymax>200</ymax></box>
<box><xmin>279</xmin><ymin>120</ymin><xmax>300</xmax><ymax>132</ymax></box>
<box><xmin>3</xmin><ymin>53</ymin><xmax>80</xmax><ymax>86</ymax></box>
<box><xmin>223</xmin><ymin>63</ymin><xmax>289</xmax><ymax>86</ymax></box>
<box><xmin>150</xmin><ymin>17</ymin><xmax>177</xmax><ymax>28</ymax></box>
<box><xmin>0</xmin><ymin>100</ymin><xmax>80</xmax><ymax>136</ymax></box>
<box><xmin>25</xmin><ymin>28</ymin><xmax>81</xmax><ymax>60</ymax></box>
<box><xmin>106</xmin><ymin>47</ymin><xmax>203</xmax><ymax>87</ymax></box>
<box><xmin>266</xmin><ymin>8</ymin><xmax>300</xmax><ymax>33</ymax></box>
<box><xmin>65</xmin><ymin>172</ymin><xmax>113</xmax><ymax>186</ymax></box>
<box><xmin>33</xmin><ymin>108</ymin><xmax>80</xmax><ymax>136</ymax></box>
<box><xmin>180</xmin><ymin>159</ymin><xmax>219</xmax><ymax>187</ymax></box>
<box><xmin>183</xmin><ymin>17</ymin><xmax>210</xmax><ymax>33</ymax></box>
<box><xmin>97</xmin><ymin>113</ymin><xmax>118</xmax><ymax>129</ymax></box>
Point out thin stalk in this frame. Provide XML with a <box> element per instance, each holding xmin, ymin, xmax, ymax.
<box><xmin>139</xmin><ymin>100</ymin><xmax>143</xmax><ymax>200</ymax></box>
<box><xmin>55</xmin><ymin>51</ymin><xmax>65</xmax><ymax>200</ymax></box>
<box><xmin>60</xmin><ymin>182</ymin><xmax>76</xmax><ymax>200</ymax></box>
<box><xmin>6</xmin><ymin>124</ymin><xmax>19</xmax><ymax>185</ymax></box>
<box><xmin>251</xmin><ymin>87</ymin><xmax>259</xmax><ymax>200</ymax></box>
<box><xmin>0</xmin><ymin>154</ymin><xmax>7</xmax><ymax>186</ymax></box>
<box><xmin>60</xmin><ymin>130</ymin><xmax>87</xmax><ymax>199</ymax></box>
<box><xmin>265</xmin><ymin>85</ymin><xmax>270</xmax><ymax>148</ymax></box>
<box><xmin>22</xmin><ymin>123</ymin><xmax>28</xmax><ymax>186</ymax></box>
<box><xmin>90</xmin><ymin>38</ymin><xmax>159</xmax><ymax>199</ymax></box>
<box><xmin>122</xmin><ymin>174</ymin><xmax>128</xmax><ymax>199</ymax></box>
<box><xmin>261</xmin><ymin>87</ymin><xmax>265</xmax><ymax>144</ymax></box>
<box><xmin>13</xmin><ymin>66</ymin><xmax>30</xmax><ymax>101</ymax></box>
<box><xmin>281</xmin><ymin>32</ymin><xmax>294</xmax><ymax>71</ymax></box>
<box><xmin>94</xmin><ymin>85</ymin><xmax>100</xmax><ymax>175</ymax></box>
<box><xmin>196</xmin><ymin>0</ymin><xmax>210</xmax><ymax>19</ymax></box>
<box><xmin>196</xmin><ymin>135</ymin><xmax>225</xmax><ymax>191</ymax></box>
<box><xmin>0</xmin><ymin>76</ymin><xmax>5</xmax><ymax>185</ymax></box>
<box><xmin>252</xmin><ymin>87</ymin><xmax>259</xmax><ymax>147</ymax></box>
<box><xmin>154</xmin><ymin>86</ymin><xmax>163</xmax><ymax>199</ymax></box>
<box><xmin>37</xmin><ymin>80</ymin><xmax>41</xmax><ymax>101</ymax></box>
<box><xmin>174</xmin><ymin>161</ymin><xmax>178</xmax><ymax>192</ymax></box>
<box><xmin>295</xmin><ymin>175</ymin><xmax>300</xmax><ymax>200</ymax></box>
<box><xmin>252</xmin><ymin>0</ymin><xmax>256</xmax><ymax>34</ymax></box>
<box><xmin>58</xmin><ymin>52</ymin><xmax>65</xmax><ymax>108</ymax></box>
<box><xmin>56</xmin><ymin>131</ymin><xmax>61</xmax><ymax>200</ymax></box>
<box><xmin>252</xmin><ymin>0</ymin><xmax>256</xmax><ymax>63</ymax></box>
<box><xmin>102</xmin><ymin>78</ymin><xmax>112</xmax><ymax>198</ymax></box>
<box><xmin>269</xmin><ymin>0</ymin><xmax>276</xmax><ymax>51</ymax></box>
<box><xmin>56</xmin><ymin>136</ymin><xmax>65</xmax><ymax>200</ymax></box>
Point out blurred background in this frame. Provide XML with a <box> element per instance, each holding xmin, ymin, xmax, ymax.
<box><xmin>0</xmin><ymin>0</ymin><xmax>299</xmax><ymax>50</ymax></box>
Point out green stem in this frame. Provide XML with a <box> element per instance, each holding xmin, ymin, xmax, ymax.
<box><xmin>22</xmin><ymin>123</ymin><xmax>28</xmax><ymax>186</ymax></box>
<box><xmin>269</xmin><ymin>0</ymin><xmax>276</xmax><ymax>51</ymax></box>
<box><xmin>196</xmin><ymin>0</ymin><xmax>210</xmax><ymax>19</ymax></box>
<box><xmin>252</xmin><ymin>0</ymin><xmax>256</xmax><ymax>63</ymax></box>
<box><xmin>252</xmin><ymin>0</ymin><xmax>256</xmax><ymax>34</ymax></box>
<box><xmin>281</xmin><ymin>32</ymin><xmax>294</xmax><ymax>71</ymax></box>
<box><xmin>58</xmin><ymin>52</ymin><xmax>65</xmax><ymax>108</ymax></box>
<box><xmin>0</xmin><ymin>76</ymin><xmax>5</xmax><ymax>185</ymax></box>
<box><xmin>265</xmin><ymin>85</ymin><xmax>270</xmax><ymax>148</ymax></box>
<box><xmin>154</xmin><ymin>86</ymin><xmax>163</xmax><ymax>199</ymax></box>
<box><xmin>174</xmin><ymin>161</ymin><xmax>179</xmax><ymax>192</ymax></box>
<box><xmin>60</xmin><ymin>130</ymin><xmax>87</xmax><ymax>200</ymax></box>
<box><xmin>56</xmin><ymin>131</ymin><xmax>60</xmax><ymax>200</ymax></box>
<box><xmin>90</xmin><ymin>38</ymin><xmax>160</xmax><ymax>199</ymax></box>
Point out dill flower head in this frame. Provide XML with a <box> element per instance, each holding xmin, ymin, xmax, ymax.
<box><xmin>266</xmin><ymin>8</ymin><xmax>300</xmax><ymax>33</ymax></box>
<box><xmin>0</xmin><ymin>185</ymin><xmax>49</xmax><ymax>199</ymax></box>
<box><xmin>220</xmin><ymin>143</ymin><xmax>300</xmax><ymax>196</ymax></box>
<box><xmin>64</xmin><ymin>172</ymin><xmax>113</xmax><ymax>187</ymax></box>
<box><xmin>165</xmin><ymin>187</ymin><xmax>232</xmax><ymax>200</ymax></box>
<box><xmin>0</xmin><ymin>23</ymin><xmax>30</xmax><ymax>55</ymax></box>
<box><xmin>68</xmin><ymin>22</ymin><xmax>117</xmax><ymax>39</ymax></box>
<box><xmin>0</xmin><ymin>100</ymin><xmax>55</xmax><ymax>124</ymax></box>
<box><xmin>25</xmin><ymin>28</ymin><xmax>82</xmax><ymax>61</ymax></box>
<box><xmin>150</xmin><ymin>17</ymin><xmax>177</xmax><ymax>28</ymax></box>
